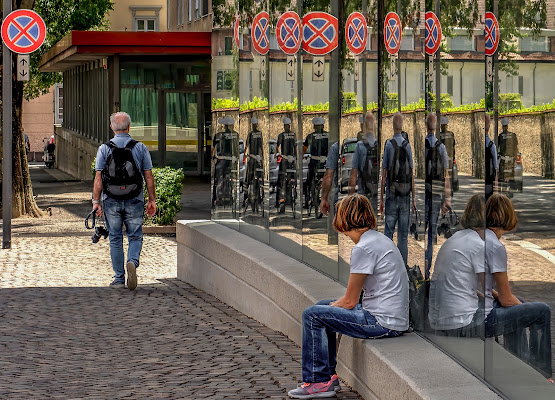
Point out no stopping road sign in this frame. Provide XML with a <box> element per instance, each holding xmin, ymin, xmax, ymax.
<box><xmin>1</xmin><ymin>9</ymin><xmax>46</xmax><ymax>54</ymax></box>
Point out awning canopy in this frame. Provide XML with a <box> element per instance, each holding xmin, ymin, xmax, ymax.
<box><xmin>39</xmin><ymin>31</ymin><xmax>211</xmax><ymax>72</ymax></box>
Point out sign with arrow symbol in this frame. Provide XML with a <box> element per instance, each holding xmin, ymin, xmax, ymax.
<box><xmin>17</xmin><ymin>54</ymin><xmax>29</xmax><ymax>81</ymax></box>
<box><xmin>312</xmin><ymin>56</ymin><xmax>324</xmax><ymax>81</ymax></box>
<box><xmin>486</xmin><ymin>56</ymin><xmax>493</xmax><ymax>82</ymax></box>
<box><xmin>260</xmin><ymin>57</ymin><xmax>267</xmax><ymax>81</ymax></box>
<box><xmin>354</xmin><ymin>56</ymin><xmax>359</xmax><ymax>81</ymax></box>
<box><xmin>286</xmin><ymin>55</ymin><xmax>295</xmax><ymax>81</ymax></box>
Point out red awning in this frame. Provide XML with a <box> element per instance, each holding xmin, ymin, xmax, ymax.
<box><xmin>39</xmin><ymin>31</ymin><xmax>211</xmax><ymax>72</ymax></box>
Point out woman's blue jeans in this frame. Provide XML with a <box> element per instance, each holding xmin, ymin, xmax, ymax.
<box><xmin>301</xmin><ymin>300</ymin><xmax>403</xmax><ymax>383</ymax></box>
<box><xmin>103</xmin><ymin>198</ymin><xmax>144</xmax><ymax>283</ymax></box>
<box><xmin>486</xmin><ymin>300</ymin><xmax>552</xmax><ymax>378</ymax></box>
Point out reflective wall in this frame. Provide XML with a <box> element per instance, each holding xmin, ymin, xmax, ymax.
<box><xmin>211</xmin><ymin>0</ymin><xmax>555</xmax><ymax>397</ymax></box>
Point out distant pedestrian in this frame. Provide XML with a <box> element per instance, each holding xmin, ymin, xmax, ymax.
<box><xmin>92</xmin><ymin>112</ymin><xmax>156</xmax><ymax>290</ymax></box>
<box><xmin>22</xmin><ymin>130</ymin><xmax>30</xmax><ymax>154</ymax></box>
<box><xmin>484</xmin><ymin>114</ymin><xmax>498</xmax><ymax>200</ymax></box>
<box><xmin>380</xmin><ymin>112</ymin><xmax>415</xmax><ymax>265</ymax></box>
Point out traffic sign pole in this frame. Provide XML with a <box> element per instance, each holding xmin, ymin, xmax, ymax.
<box><xmin>435</xmin><ymin>0</ymin><xmax>441</xmax><ymax>138</ymax></box>
<box><xmin>3</xmin><ymin>1</ymin><xmax>12</xmax><ymax>249</ymax></box>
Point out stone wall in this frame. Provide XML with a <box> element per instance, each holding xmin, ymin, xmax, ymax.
<box><xmin>212</xmin><ymin>108</ymin><xmax>555</xmax><ymax>179</ymax></box>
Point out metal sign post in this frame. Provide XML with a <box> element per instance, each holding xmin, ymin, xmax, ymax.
<box><xmin>2</xmin><ymin>2</ymin><xmax>12</xmax><ymax>249</ymax></box>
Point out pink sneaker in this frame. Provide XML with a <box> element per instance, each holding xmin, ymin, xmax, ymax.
<box><xmin>288</xmin><ymin>380</ymin><xmax>337</xmax><ymax>399</ymax></box>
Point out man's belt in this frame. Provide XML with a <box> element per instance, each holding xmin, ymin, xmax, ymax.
<box><xmin>217</xmin><ymin>156</ymin><xmax>236</xmax><ymax>161</ymax></box>
<box><xmin>311</xmin><ymin>156</ymin><xmax>327</xmax><ymax>161</ymax></box>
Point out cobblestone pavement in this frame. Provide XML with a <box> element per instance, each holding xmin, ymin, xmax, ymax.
<box><xmin>0</xmin><ymin>166</ymin><xmax>362</xmax><ymax>400</ymax></box>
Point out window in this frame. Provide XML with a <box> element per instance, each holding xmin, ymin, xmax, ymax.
<box><xmin>195</xmin><ymin>0</ymin><xmax>200</xmax><ymax>19</ymax></box>
<box><xmin>449</xmin><ymin>35</ymin><xmax>474</xmax><ymax>51</ymax></box>
<box><xmin>54</xmin><ymin>83</ymin><xmax>63</xmax><ymax>124</ymax></box>
<box><xmin>520</xmin><ymin>36</ymin><xmax>550</xmax><ymax>52</ymax></box>
<box><xmin>224</xmin><ymin>37</ymin><xmax>233</xmax><ymax>55</ymax></box>
<box><xmin>202</xmin><ymin>0</ymin><xmax>209</xmax><ymax>16</ymax></box>
<box><xmin>177</xmin><ymin>0</ymin><xmax>185</xmax><ymax>26</ymax></box>
<box><xmin>400</xmin><ymin>32</ymin><xmax>414</xmax><ymax>51</ymax></box>
<box><xmin>518</xmin><ymin>76</ymin><xmax>524</xmax><ymax>96</ymax></box>
<box><xmin>249</xmin><ymin>70</ymin><xmax>253</xmax><ymax>91</ymax></box>
<box><xmin>420</xmin><ymin>72</ymin><xmax>425</xmax><ymax>92</ymax></box>
<box><xmin>131</xmin><ymin>6</ymin><xmax>161</xmax><ymax>31</ymax></box>
<box><xmin>447</xmin><ymin>75</ymin><xmax>453</xmax><ymax>96</ymax></box>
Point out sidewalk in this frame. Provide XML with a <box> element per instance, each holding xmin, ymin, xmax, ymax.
<box><xmin>0</xmin><ymin>166</ymin><xmax>362</xmax><ymax>399</ymax></box>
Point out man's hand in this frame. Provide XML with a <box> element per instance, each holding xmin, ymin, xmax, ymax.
<box><xmin>146</xmin><ymin>200</ymin><xmax>157</xmax><ymax>218</ymax></box>
<box><xmin>93</xmin><ymin>202</ymin><xmax>103</xmax><ymax>217</ymax></box>
<box><xmin>412</xmin><ymin>198</ymin><xmax>416</xmax><ymax>213</ymax></box>
<box><xmin>442</xmin><ymin>197</ymin><xmax>451</xmax><ymax>214</ymax></box>
<box><xmin>321</xmin><ymin>198</ymin><xmax>330</xmax><ymax>216</ymax></box>
<box><xmin>379</xmin><ymin>198</ymin><xmax>384</xmax><ymax>215</ymax></box>
<box><xmin>499</xmin><ymin>294</ymin><xmax>521</xmax><ymax>307</ymax></box>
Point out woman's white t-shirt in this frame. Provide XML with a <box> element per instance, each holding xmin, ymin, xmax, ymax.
<box><xmin>428</xmin><ymin>229</ymin><xmax>485</xmax><ymax>330</ymax></box>
<box><xmin>485</xmin><ymin>228</ymin><xmax>508</xmax><ymax>313</ymax></box>
<box><xmin>350</xmin><ymin>229</ymin><xmax>409</xmax><ymax>331</ymax></box>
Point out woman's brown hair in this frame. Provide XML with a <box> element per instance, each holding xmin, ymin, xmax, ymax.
<box><xmin>486</xmin><ymin>193</ymin><xmax>518</xmax><ymax>231</ymax></box>
<box><xmin>461</xmin><ymin>194</ymin><xmax>486</xmax><ymax>229</ymax></box>
<box><xmin>333</xmin><ymin>194</ymin><xmax>377</xmax><ymax>232</ymax></box>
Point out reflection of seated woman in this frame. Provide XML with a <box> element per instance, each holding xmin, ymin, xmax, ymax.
<box><xmin>288</xmin><ymin>194</ymin><xmax>408</xmax><ymax>399</ymax></box>
<box><xmin>485</xmin><ymin>194</ymin><xmax>552</xmax><ymax>380</ymax></box>
<box><xmin>429</xmin><ymin>194</ymin><xmax>552</xmax><ymax>380</ymax></box>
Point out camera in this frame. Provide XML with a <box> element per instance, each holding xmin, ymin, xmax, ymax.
<box><xmin>91</xmin><ymin>226</ymin><xmax>109</xmax><ymax>243</ymax></box>
<box><xmin>437</xmin><ymin>222</ymin><xmax>452</xmax><ymax>239</ymax></box>
<box><xmin>410</xmin><ymin>209</ymin><xmax>422</xmax><ymax>240</ymax></box>
<box><xmin>85</xmin><ymin>210</ymin><xmax>109</xmax><ymax>244</ymax></box>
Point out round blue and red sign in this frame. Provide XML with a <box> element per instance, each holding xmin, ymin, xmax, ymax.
<box><xmin>484</xmin><ymin>12</ymin><xmax>499</xmax><ymax>56</ymax></box>
<box><xmin>251</xmin><ymin>11</ymin><xmax>270</xmax><ymax>55</ymax></box>
<box><xmin>345</xmin><ymin>12</ymin><xmax>367</xmax><ymax>55</ymax></box>
<box><xmin>302</xmin><ymin>12</ymin><xmax>338</xmax><ymax>55</ymax></box>
<box><xmin>425</xmin><ymin>11</ymin><xmax>442</xmax><ymax>55</ymax></box>
<box><xmin>384</xmin><ymin>12</ymin><xmax>401</xmax><ymax>55</ymax></box>
<box><xmin>233</xmin><ymin>16</ymin><xmax>240</xmax><ymax>49</ymax></box>
<box><xmin>276</xmin><ymin>11</ymin><xmax>302</xmax><ymax>55</ymax></box>
<box><xmin>1</xmin><ymin>9</ymin><xmax>46</xmax><ymax>54</ymax></box>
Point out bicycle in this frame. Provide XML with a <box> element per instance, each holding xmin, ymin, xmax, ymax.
<box><xmin>307</xmin><ymin>157</ymin><xmax>326</xmax><ymax>219</ymax></box>
<box><xmin>244</xmin><ymin>155</ymin><xmax>264</xmax><ymax>216</ymax></box>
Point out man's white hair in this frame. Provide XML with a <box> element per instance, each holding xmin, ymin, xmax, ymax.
<box><xmin>364</xmin><ymin>113</ymin><xmax>374</xmax><ymax>132</ymax></box>
<box><xmin>485</xmin><ymin>113</ymin><xmax>491</xmax><ymax>132</ymax></box>
<box><xmin>426</xmin><ymin>113</ymin><xmax>437</xmax><ymax>131</ymax></box>
<box><xmin>110</xmin><ymin>112</ymin><xmax>131</xmax><ymax>132</ymax></box>
<box><xmin>392</xmin><ymin>112</ymin><xmax>403</xmax><ymax>132</ymax></box>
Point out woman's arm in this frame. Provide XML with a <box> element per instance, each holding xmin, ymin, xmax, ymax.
<box><xmin>494</xmin><ymin>272</ymin><xmax>521</xmax><ymax>307</ymax></box>
<box><xmin>330</xmin><ymin>273</ymin><xmax>367</xmax><ymax>309</ymax></box>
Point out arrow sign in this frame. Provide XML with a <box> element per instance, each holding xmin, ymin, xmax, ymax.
<box><xmin>260</xmin><ymin>57</ymin><xmax>266</xmax><ymax>81</ymax></box>
<box><xmin>286</xmin><ymin>55</ymin><xmax>295</xmax><ymax>81</ymax></box>
<box><xmin>354</xmin><ymin>56</ymin><xmax>359</xmax><ymax>81</ymax></box>
<box><xmin>486</xmin><ymin>56</ymin><xmax>493</xmax><ymax>82</ymax></box>
<box><xmin>17</xmin><ymin>54</ymin><xmax>29</xmax><ymax>81</ymax></box>
<box><xmin>312</xmin><ymin>56</ymin><xmax>325</xmax><ymax>81</ymax></box>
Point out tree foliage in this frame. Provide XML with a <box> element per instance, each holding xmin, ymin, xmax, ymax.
<box><xmin>24</xmin><ymin>0</ymin><xmax>113</xmax><ymax>100</ymax></box>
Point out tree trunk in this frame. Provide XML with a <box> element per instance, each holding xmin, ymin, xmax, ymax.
<box><xmin>1</xmin><ymin>0</ymin><xmax>43</xmax><ymax>217</ymax></box>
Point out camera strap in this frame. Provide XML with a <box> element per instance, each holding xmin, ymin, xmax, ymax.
<box><xmin>85</xmin><ymin>210</ymin><xmax>97</xmax><ymax>230</ymax></box>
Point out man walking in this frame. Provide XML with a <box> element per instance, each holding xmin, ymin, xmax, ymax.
<box><xmin>380</xmin><ymin>112</ymin><xmax>415</xmax><ymax>265</ymax></box>
<box><xmin>485</xmin><ymin>113</ymin><xmax>498</xmax><ymax>200</ymax></box>
<box><xmin>92</xmin><ymin>112</ymin><xmax>156</xmax><ymax>290</ymax></box>
<box><xmin>424</xmin><ymin>113</ymin><xmax>450</xmax><ymax>277</ymax></box>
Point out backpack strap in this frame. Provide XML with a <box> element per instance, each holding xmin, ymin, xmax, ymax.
<box><xmin>125</xmin><ymin>139</ymin><xmax>138</xmax><ymax>150</ymax></box>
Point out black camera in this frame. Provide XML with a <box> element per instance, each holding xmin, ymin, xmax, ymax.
<box><xmin>85</xmin><ymin>210</ymin><xmax>109</xmax><ymax>244</ymax></box>
<box><xmin>91</xmin><ymin>226</ymin><xmax>109</xmax><ymax>243</ymax></box>
<box><xmin>410</xmin><ymin>209</ymin><xmax>422</xmax><ymax>240</ymax></box>
<box><xmin>437</xmin><ymin>207</ymin><xmax>460</xmax><ymax>239</ymax></box>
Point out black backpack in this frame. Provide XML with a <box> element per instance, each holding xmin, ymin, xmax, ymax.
<box><xmin>425</xmin><ymin>138</ymin><xmax>444</xmax><ymax>193</ymax></box>
<box><xmin>101</xmin><ymin>140</ymin><xmax>143</xmax><ymax>200</ymax></box>
<box><xmin>389</xmin><ymin>138</ymin><xmax>412</xmax><ymax>196</ymax></box>
<box><xmin>360</xmin><ymin>138</ymin><xmax>379</xmax><ymax>193</ymax></box>
<box><xmin>485</xmin><ymin>141</ymin><xmax>496</xmax><ymax>184</ymax></box>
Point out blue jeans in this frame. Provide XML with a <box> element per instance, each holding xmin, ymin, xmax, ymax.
<box><xmin>486</xmin><ymin>301</ymin><xmax>552</xmax><ymax>378</ymax></box>
<box><xmin>103</xmin><ymin>198</ymin><xmax>145</xmax><ymax>283</ymax></box>
<box><xmin>384</xmin><ymin>195</ymin><xmax>410</xmax><ymax>265</ymax></box>
<box><xmin>301</xmin><ymin>299</ymin><xmax>403</xmax><ymax>383</ymax></box>
<box><xmin>424</xmin><ymin>194</ymin><xmax>442</xmax><ymax>278</ymax></box>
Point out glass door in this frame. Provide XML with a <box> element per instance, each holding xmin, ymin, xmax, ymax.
<box><xmin>163</xmin><ymin>91</ymin><xmax>200</xmax><ymax>172</ymax></box>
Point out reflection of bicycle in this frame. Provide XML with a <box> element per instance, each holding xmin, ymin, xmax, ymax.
<box><xmin>277</xmin><ymin>154</ymin><xmax>297</xmax><ymax>217</ymax></box>
<box><xmin>244</xmin><ymin>155</ymin><xmax>264</xmax><ymax>216</ymax></box>
<box><xmin>214</xmin><ymin>157</ymin><xmax>237</xmax><ymax>218</ymax></box>
<box><xmin>307</xmin><ymin>164</ymin><xmax>325</xmax><ymax>219</ymax></box>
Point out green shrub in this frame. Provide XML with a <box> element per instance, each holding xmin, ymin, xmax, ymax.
<box><xmin>212</xmin><ymin>97</ymin><xmax>240</xmax><ymax>110</ymax></box>
<box><xmin>89</xmin><ymin>160</ymin><xmax>184</xmax><ymax>226</ymax></box>
<box><xmin>146</xmin><ymin>167</ymin><xmax>184</xmax><ymax>225</ymax></box>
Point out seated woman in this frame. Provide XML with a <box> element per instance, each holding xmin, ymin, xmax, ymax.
<box><xmin>429</xmin><ymin>194</ymin><xmax>552</xmax><ymax>381</ymax></box>
<box><xmin>289</xmin><ymin>194</ymin><xmax>408</xmax><ymax>399</ymax></box>
<box><xmin>485</xmin><ymin>194</ymin><xmax>552</xmax><ymax>380</ymax></box>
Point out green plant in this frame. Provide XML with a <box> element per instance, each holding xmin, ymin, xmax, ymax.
<box><xmin>212</xmin><ymin>97</ymin><xmax>240</xmax><ymax>110</ymax></box>
<box><xmin>91</xmin><ymin>157</ymin><xmax>97</xmax><ymax>179</ymax></box>
<box><xmin>239</xmin><ymin>96</ymin><xmax>269</xmax><ymax>112</ymax></box>
<box><xmin>144</xmin><ymin>167</ymin><xmax>184</xmax><ymax>225</ymax></box>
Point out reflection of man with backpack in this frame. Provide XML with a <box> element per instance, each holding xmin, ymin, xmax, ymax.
<box><xmin>380</xmin><ymin>112</ymin><xmax>415</xmax><ymax>265</ymax></box>
<box><xmin>497</xmin><ymin>117</ymin><xmax>518</xmax><ymax>193</ymax></box>
<box><xmin>350</xmin><ymin>113</ymin><xmax>379</xmax><ymax>214</ymax></box>
<box><xmin>424</xmin><ymin>113</ymin><xmax>451</xmax><ymax>277</ymax></box>
<box><xmin>92</xmin><ymin>112</ymin><xmax>157</xmax><ymax>290</ymax></box>
<box><xmin>484</xmin><ymin>114</ymin><xmax>498</xmax><ymax>200</ymax></box>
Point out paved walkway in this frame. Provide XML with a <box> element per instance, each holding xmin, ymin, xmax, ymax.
<box><xmin>0</xmin><ymin>166</ymin><xmax>361</xmax><ymax>399</ymax></box>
